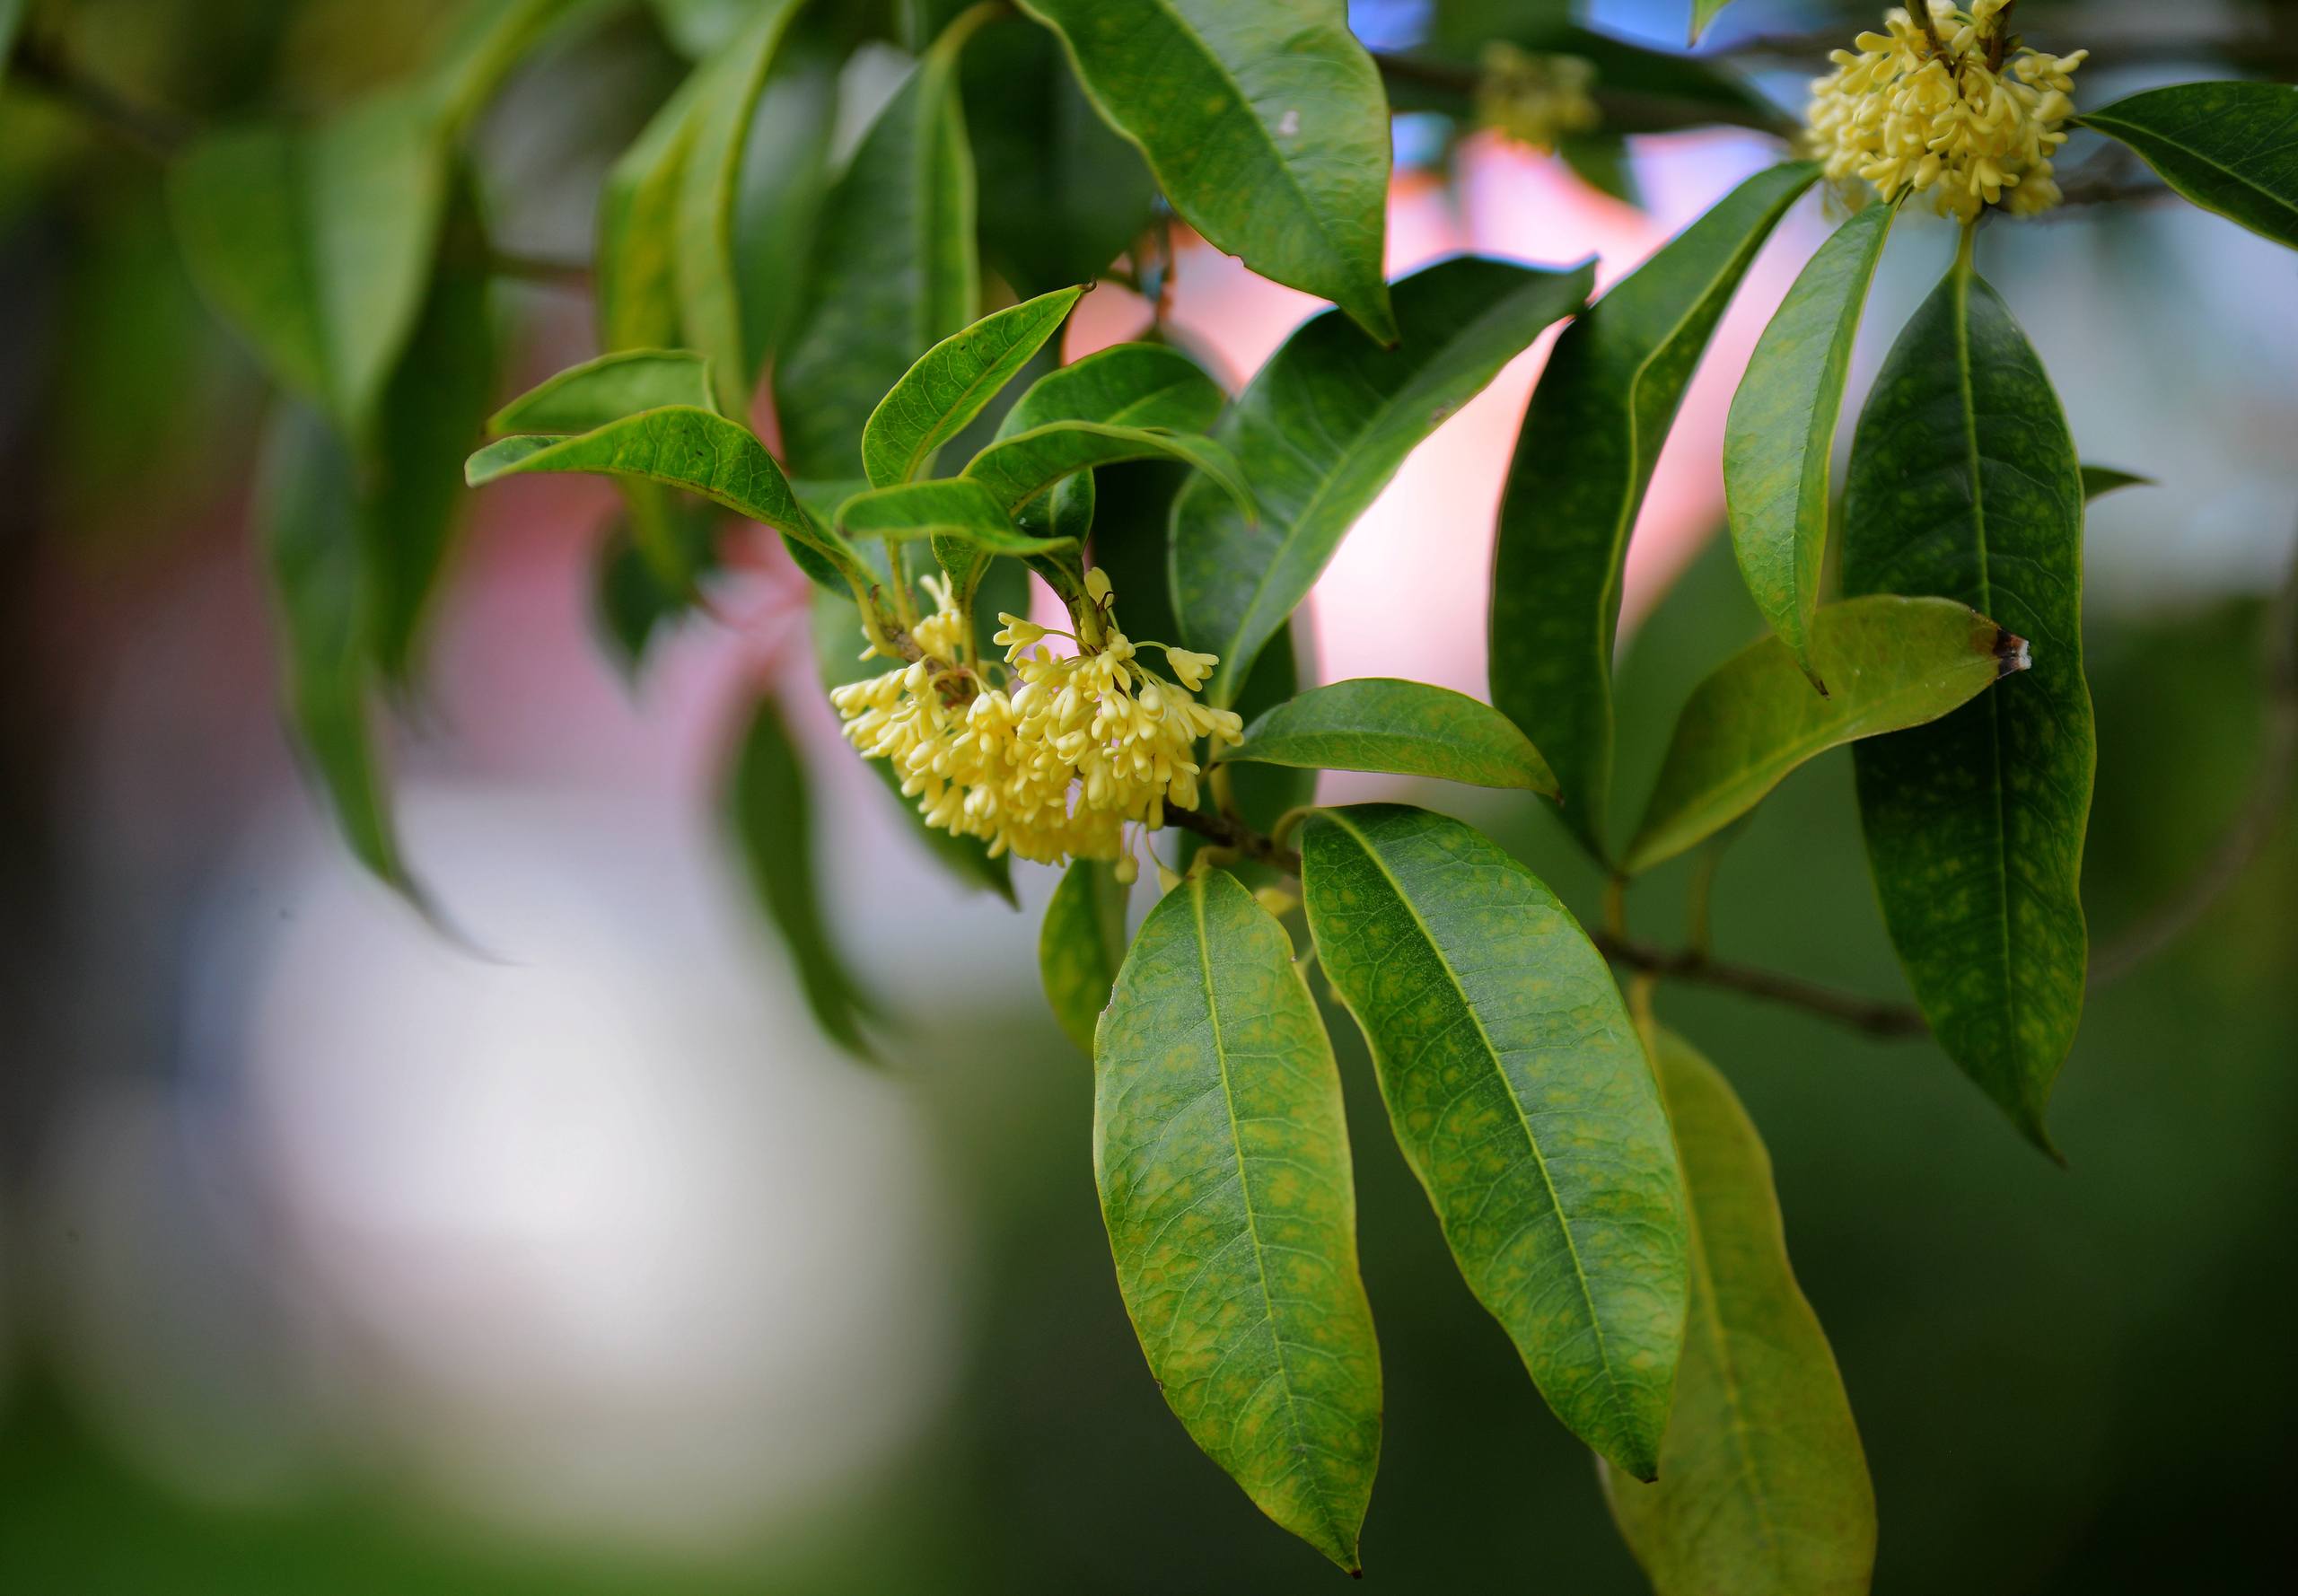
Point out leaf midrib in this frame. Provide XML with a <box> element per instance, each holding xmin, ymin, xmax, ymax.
<box><xmin>1320</xmin><ymin>812</ymin><xmax>1624</xmax><ymax>1409</ymax></box>
<box><xmin>2084</xmin><ymin>105</ymin><xmax>2298</xmax><ymax>229</ymax></box>
<box><xmin>1188</xmin><ymin>878</ymin><xmax>1353</xmax><ymax>1559</ymax></box>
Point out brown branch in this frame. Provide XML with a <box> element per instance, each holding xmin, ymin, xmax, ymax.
<box><xmin>1163</xmin><ymin>804</ymin><xmax>1302</xmax><ymax>875</ymax></box>
<box><xmin>486</xmin><ymin>249</ymin><xmax>592</xmax><ymax>287</ymax></box>
<box><xmin>10</xmin><ymin>33</ymin><xmax>191</xmax><ymax>161</ymax></box>
<box><xmin>2091</xmin><ymin>539</ymin><xmax>2298</xmax><ymax>987</ymax></box>
<box><xmin>1593</xmin><ymin>934</ymin><xmax>1931</xmax><ymax>1039</ymax></box>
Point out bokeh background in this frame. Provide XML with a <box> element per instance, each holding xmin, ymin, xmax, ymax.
<box><xmin>4</xmin><ymin>1</ymin><xmax>2295</xmax><ymax>1591</ymax></box>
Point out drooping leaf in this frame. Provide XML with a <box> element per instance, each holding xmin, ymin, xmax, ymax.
<box><xmin>1622</xmin><ymin>596</ymin><xmax>2027</xmax><ymax>875</ymax></box>
<box><xmin>773</xmin><ymin>15</ymin><xmax>984</xmax><ymax>478</ymax></box>
<box><xmin>809</xmin><ymin>583</ymin><xmax>1018</xmax><ymax>903</ymax></box>
<box><xmin>962</xmin><ymin>420</ymin><xmax>1251</xmax><ymax>521</ymax></box>
<box><xmin>2081</xmin><ymin>464</ymin><xmax>2152</xmax><ymax>502</ymax></box>
<box><xmin>1490</xmin><ymin>161</ymin><xmax>1819</xmax><ymax>860</ymax></box>
<box><xmin>862</xmin><ymin>285</ymin><xmax>1087</xmax><ymax>489</ymax></box>
<box><xmin>1725</xmin><ymin>201</ymin><xmax>1896</xmax><ymax>689</ymax></box>
<box><xmin>1300</xmin><ymin>803</ymin><xmax>1688</xmax><ymax>1480</ymax></box>
<box><xmin>1094</xmin><ymin>868</ymin><xmax>1381</xmax><ymax>1572</ymax></box>
<box><xmin>963</xmin><ymin>16</ymin><xmax>1159</xmax><ymax>295</ymax></box>
<box><xmin>489</xmin><ymin>348</ymin><xmax>716</xmax><ymax>434</ymax></box>
<box><xmin>838</xmin><ymin>477</ymin><xmax>1075</xmax><ymax>557</ymax></box>
<box><xmin>361</xmin><ymin>174</ymin><xmax>499</xmax><ymax>685</ymax></box>
<box><xmin>1688</xmin><ymin>0</ymin><xmax>1735</xmax><ymax>45</ymax></box>
<box><xmin>592</xmin><ymin>506</ymin><xmax>717</xmax><ymax>678</ymax></box>
<box><xmin>999</xmin><ymin>341</ymin><xmax>1225</xmax><ymax>438</ymax></box>
<box><xmin>2081</xmin><ymin>83</ymin><xmax>2298</xmax><ymax>251</ymax></box>
<box><xmin>256</xmin><ymin>404</ymin><xmax>408</xmax><ymax>889</ymax></box>
<box><xmin>732</xmin><ymin>13</ymin><xmax>844</xmax><ymax>373</ymax></box>
<box><xmin>1601</xmin><ymin>1027</ymin><xmax>1876</xmax><ymax>1596</ymax></box>
<box><xmin>598</xmin><ymin>67</ymin><xmax>707</xmax><ymax>351</ymax></box>
<box><xmin>1221</xmin><ymin>678</ymin><xmax>1558</xmax><ymax>794</ymax></box>
<box><xmin>1173</xmin><ymin>255</ymin><xmax>1591</xmax><ymax>706</ymax></box>
<box><xmin>1844</xmin><ymin>247</ymin><xmax>2092</xmax><ymax>1151</ymax></box>
<box><xmin>1016</xmin><ymin>0</ymin><xmax>1397</xmax><ymax>342</ymax></box>
<box><xmin>1039</xmin><ymin>859</ymin><xmax>1128</xmax><ymax>1055</ymax></box>
<box><xmin>170</xmin><ymin>90</ymin><xmax>448</xmax><ymax>434</ymax></box>
<box><xmin>464</xmin><ymin>406</ymin><xmax>872</xmax><ymax>590</ymax></box>
<box><xmin>675</xmin><ymin>0</ymin><xmax>804</xmax><ymax>414</ymax></box>
<box><xmin>728</xmin><ymin>691</ymin><xmax>878</xmax><ymax>1058</ymax></box>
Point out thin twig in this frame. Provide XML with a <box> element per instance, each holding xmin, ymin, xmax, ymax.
<box><xmin>1593</xmin><ymin>934</ymin><xmax>1932</xmax><ymax>1039</ymax></box>
<box><xmin>2091</xmin><ymin>539</ymin><xmax>2298</xmax><ymax>986</ymax></box>
<box><xmin>10</xmin><ymin>33</ymin><xmax>191</xmax><ymax>161</ymax></box>
<box><xmin>485</xmin><ymin>249</ymin><xmax>592</xmax><ymax>286</ymax></box>
<box><xmin>1163</xmin><ymin>804</ymin><xmax>1302</xmax><ymax>875</ymax></box>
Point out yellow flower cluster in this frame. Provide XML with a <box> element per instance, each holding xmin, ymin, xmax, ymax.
<box><xmin>1806</xmin><ymin>1</ymin><xmax>2087</xmax><ymax>222</ymax></box>
<box><xmin>829</xmin><ymin>571</ymin><xmax>1241</xmax><ymax>881</ymax></box>
<box><xmin>1475</xmin><ymin>42</ymin><xmax>1601</xmax><ymax>153</ymax></box>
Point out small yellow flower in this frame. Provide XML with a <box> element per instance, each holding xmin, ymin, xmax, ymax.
<box><xmin>1475</xmin><ymin>41</ymin><xmax>1601</xmax><ymax>153</ymax></box>
<box><xmin>829</xmin><ymin>570</ymin><xmax>1242</xmax><ymax>871</ymax></box>
<box><xmin>1804</xmin><ymin>3</ymin><xmax>2086</xmax><ymax>223</ymax></box>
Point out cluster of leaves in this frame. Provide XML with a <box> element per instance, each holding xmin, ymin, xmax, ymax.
<box><xmin>19</xmin><ymin>0</ymin><xmax>2298</xmax><ymax>1587</ymax></box>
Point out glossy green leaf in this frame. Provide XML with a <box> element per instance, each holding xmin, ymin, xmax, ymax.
<box><xmin>170</xmin><ymin>90</ymin><xmax>447</xmax><ymax>434</ymax></box>
<box><xmin>676</xmin><ymin>0</ymin><xmax>803</xmax><ymax>414</ymax></box>
<box><xmin>1221</xmin><ymin>678</ymin><xmax>1558</xmax><ymax>794</ymax></box>
<box><xmin>1016</xmin><ymin>0</ymin><xmax>1396</xmax><ymax>342</ymax></box>
<box><xmin>2081</xmin><ymin>464</ymin><xmax>2153</xmax><ymax>502</ymax></box>
<box><xmin>1490</xmin><ymin>161</ymin><xmax>1818</xmax><ymax>860</ymax></box>
<box><xmin>1175</xmin><ymin>255</ymin><xmax>1592</xmax><ymax>705</ymax></box>
<box><xmin>837</xmin><ymin>477</ymin><xmax>1074</xmax><ymax>557</ymax></box>
<box><xmin>1039</xmin><ymin>859</ymin><xmax>1128</xmax><ymax>1055</ymax></box>
<box><xmin>729</xmin><ymin>692</ymin><xmax>877</xmax><ymax>1058</ymax></box>
<box><xmin>256</xmin><ymin>404</ymin><xmax>407</xmax><ymax>890</ymax></box>
<box><xmin>731</xmin><ymin>18</ymin><xmax>842</xmax><ymax>373</ymax></box>
<box><xmin>1602</xmin><ymin>1027</ymin><xmax>1876</xmax><ymax>1596</ymax></box>
<box><xmin>361</xmin><ymin>177</ymin><xmax>498</xmax><ymax>685</ymax></box>
<box><xmin>1300</xmin><ymin>803</ymin><xmax>1688</xmax><ymax>1479</ymax></box>
<box><xmin>490</xmin><ymin>349</ymin><xmax>715</xmax><ymax>434</ymax></box>
<box><xmin>809</xmin><ymin>583</ymin><xmax>1017</xmax><ymax>903</ymax></box>
<box><xmin>1625</xmin><ymin>596</ymin><xmax>2027</xmax><ymax>875</ymax></box>
<box><xmin>463</xmin><ymin>406</ymin><xmax>872</xmax><ymax>591</ymax></box>
<box><xmin>1000</xmin><ymin>342</ymin><xmax>1224</xmax><ymax>438</ymax></box>
<box><xmin>862</xmin><ymin>286</ymin><xmax>1086</xmax><ymax>489</ymax></box>
<box><xmin>964</xmin><ymin>17</ymin><xmax>1159</xmax><ymax>295</ymax></box>
<box><xmin>962</xmin><ymin>420</ymin><xmax>1250</xmax><ymax>521</ymax></box>
<box><xmin>773</xmin><ymin>17</ymin><xmax>983</xmax><ymax>478</ymax></box>
<box><xmin>1725</xmin><ymin>201</ymin><xmax>1896</xmax><ymax>689</ymax></box>
<box><xmin>1844</xmin><ymin>249</ymin><xmax>2092</xmax><ymax>1150</ymax></box>
<box><xmin>2081</xmin><ymin>83</ymin><xmax>2298</xmax><ymax>250</ymax></box>
<box><xmin>1094</xmin><ymin>868</ymin><xmax>1381</xmax><ymax>1572</ymax></box>
<box><xmin>598</xmin><ymin>68</ymin><xmax>707</xmax><ymax>351</ymax></box>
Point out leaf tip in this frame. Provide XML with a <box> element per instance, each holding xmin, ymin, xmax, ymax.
<box><xmin>1994</xmin><ymin>628</ymin><xmax>2033</xmax><ymax>680</ymax></box>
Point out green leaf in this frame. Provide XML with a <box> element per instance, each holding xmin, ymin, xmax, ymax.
<box><xmin>729</xmin><ymin>692</ymin><xmax>878</xmax><ymax>1058</ymax></box>
<box><xmin>598</xmin><ymin>67</ymin><xmax>707</xmax><ymax>351</ymax></box>
<box><xmin>1221</xmin><ymin>678</ymin><xmax>1558</xmax><ymax>794</ymax></box>
<box><xmin>809</xmin><ymin>582</ymin><xmax>1018</xmax><ymax>903</ymax></box>
<box><xmin>676</xmin><ymin>0</ymin><xmax>805</xmax><ymax>415</ymax></box>
<box><xmin>861</xmin><ymin>285</ymin><xmax>1086</xmax><ymax>489</ymax></box>
<box><xmin>1094</xmin><ymin>867</ymin><xmax>1381</xmax><ymax>1572</ymax></box>
<box><xmin>1016</xmin><ymin>0</ymin><xmax>1397</xmax><ymax>342</ymax></box>
<box><xmin>489</xmin><ymin>349</ymin><xmax>716</xmax><ymax>434</ymax></box>
<box><xmin>1844</xmin><ymin>248</ymin><xmax>2092</xmax><ymax>1151</ymax></box>
<box><xmin>1175</xmin><ymin>254</ymin><xmax>1592</xmax><ymax>704</ymax></box>
<box><xmin>463</xmin><ymin>406</ymin><xmax>872</xmax><ymax>590</ymax></box>
<box><xmin>1601</xmin><ymin>1027</ymin><xmax>1876</xmax><ymax>1596</ymax></box>
<box><xmin>731</xmin><ymin>18</ymin><xmax>843</xmax><ymax>374</ymax></box>
<box><xmin>1688</xmin><ymin>0</ymin><xmax>1734</xmax><ymax>46</ymax></box>
<box><xmin>592</xmin><ymin>509</ymin><xmax>716</xmax><ymax>677</ymax></box>
<box><xmin>964</xmin><ymin>16</ymin><xmax>1159</xmax><ymax>295</ymax></box>
<box><xmin>2</xmin><ymin>0</ymin><xmax>26</xmax><ymax>65</ymax></box>
<box><xmin>2081</xmin><ymin>83</ymin><xmax>2298</xmax><ymax>251</ymax></box>
<box><xmin>170</xmin><ymin>90</ymin><xmax>448</xmax><ymax>434</ymax></box>
<box><xmin>1394</xmin><ymin>21</ymin><xmax>1786</xmax><ymax>137</ymax></box>
<box><xmin>773</xmin><ymin>17</ymin><xmax>983</xmax><ymax>478</ymax></box>
<box><xmin>1725</xmin><ymin>201</ymin><xmax>1896</xmax><ymax>689</ymax></box>
<box><xmin>1039</xmin><ymin>859</ymin><xmax>1128</xmax><ymax>1055</ymax></box>
<box><xmin>1000</xmin><ymin>341</ymin><xmax>1224</xmax><ymax>437</ymax></box>
<box><xmin>1490</xmin><ymin>161</ymin><xmax>1818</xmax><ymax>860</ymax></box>
<box><xmin>257</xmin><ymin>404</ymin><xmax>408</xmax><ymax>890</ymax></box>
<box><xmin>962</xmin><ymin>419</ymin><xmax>1250</xmax><ymax>520</ymax></box>
<box><xmin>837</xmin><ymin>477</ymin><xmax>1076</xmax><ymax>557</ymax></box>
<box><xmin>1623</xmin><ymin>596</ymin><xmax>2027</xmax><ymax>875</ymax></box>
<box><xmin>361</xmin><ymin>174</ymin><xmax>498</xmax><ymax>685</ymax></box>
<box><xmin>423</xmin><ymin>0</ymin><xmax>597</xmax><ymax>135</ymax></box>
<box><xmin>1300</xmin><ymin>803</ymin><xmax>1688</xmax><ymax>1480</ymax></box>
<box><xmin>2082</xmin><ymin>463</ymin><xmax>2153</xmax><ymax>502</ymax></box>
